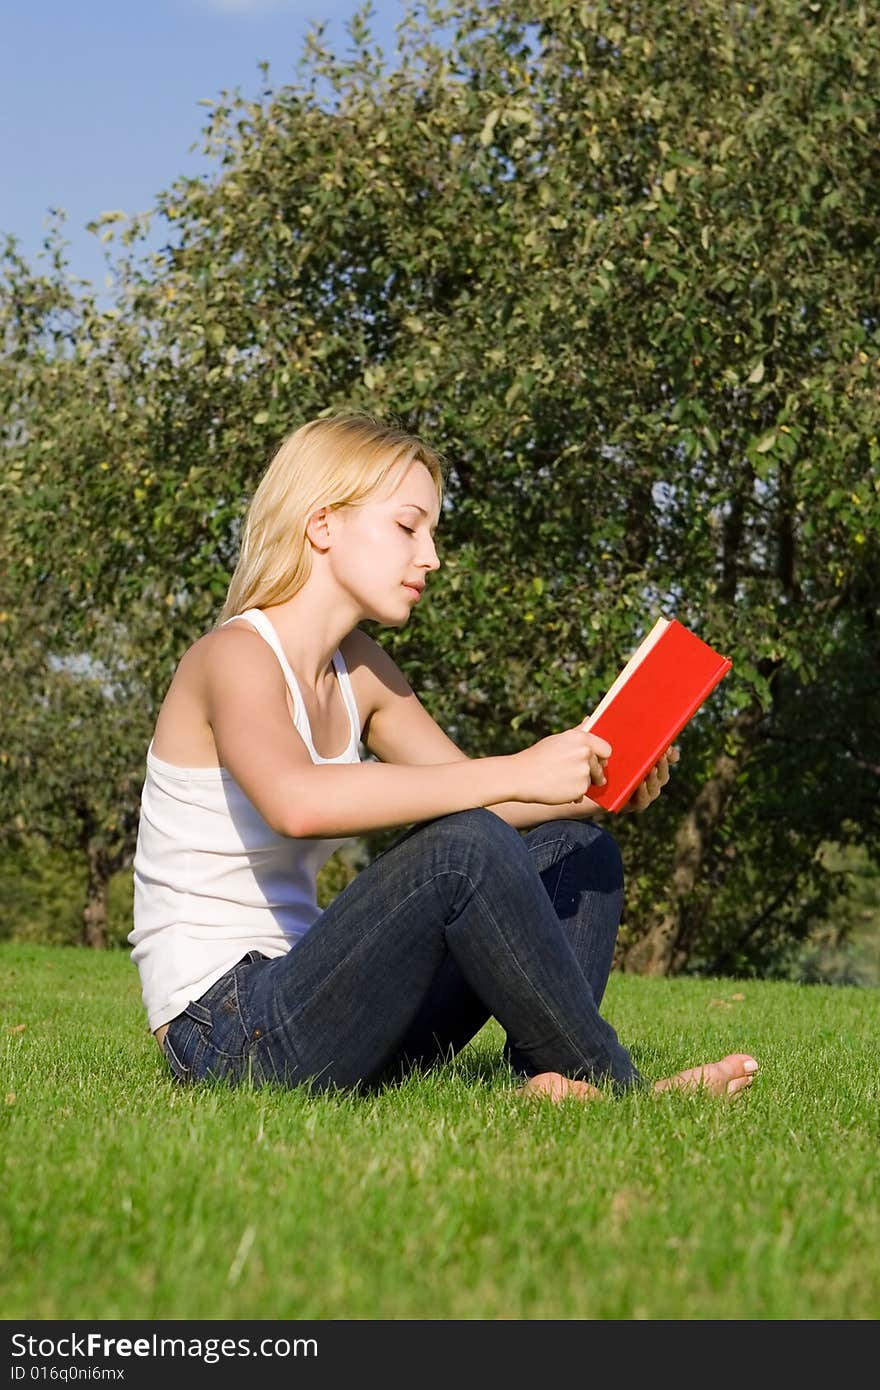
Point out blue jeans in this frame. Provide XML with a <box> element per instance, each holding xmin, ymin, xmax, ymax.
<box><xmin>162</xmin><ymin>809</ymin><xmax>643</xmax><ymax>1093</ymax></box>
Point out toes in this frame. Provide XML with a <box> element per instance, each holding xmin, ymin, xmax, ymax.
<box><xmin>654</xmin><ymin>1054</ymin><xmax>759</xmax><ymax>1097</ymax></box>
<box><xmin>519</xmin><ymin>1071</ymin><xmax>566</xmax><ymax>1102</ymax></box>
<box><xmin>569</xmin><ymin>1079</ymin><xmax>603</xmax><ymax>1101</ymax></box>
<box><xmin>717</xmin><ymin>1053</ymin><xmax>759</xmax><ymax>1086</ymax></box>
<box><xmin>723</xmin><ymin>1052</ymin><xmax>759</xmax><ymax>1075</ymax></box>
<box><xmin>725</xmin><ymin>1075</ymin><xmax>754</xmax><ymax>1098</ymax></box>
<box><xmin>519</xmin><ymin>1072</ymin><xmax>603</xmax><ymax>1103</ymax></box>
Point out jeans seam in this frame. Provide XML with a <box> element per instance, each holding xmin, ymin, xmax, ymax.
<box><xmin>269</xmin><ymin>845</ymin><xmax>628</xmax><ymax>1086</ymax></box>
<box><xmin>548</xmin><ymin>859</ymin><xmax>566</xmax><ymax>911</ymax></box>
<box><xmin>273</xmin><ymin>875</ymin><xmax>445</xmax><ymax>1034</ymax></box>
<box><xmin>527</xmin><ymin>834</ymin><xmax>581</xmax><ymax>912</ymax></box>
<box><xmin>232</xmin><ymin>966</ymin><xmax>251</xmax><ymax>1043</ymax></box>
<box><xmin>529</xmin><ymin>833</ymin><xmax>579</xmax><ymax>866</ymax></box>
<box><xmin>457</xmin><ymin>872</ymin><xmax>602</xmax><ymax>1074</ymax></box>
<box><xmin>163</xmin><ymin>1025</ymin><xmax>204</xmax><ymax>1082</ymax></box>
<box><xmin>280</xmin><ymin>860</ymin><xmax>588</xmax><ymax>1067</ymax></box>
<box><xmin>412</xmin><ymin>865</ymin><xmax>612</xmax><ymax>1078</ymax></box>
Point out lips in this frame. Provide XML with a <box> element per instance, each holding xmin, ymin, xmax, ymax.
<box><xmin>403</xmin><ymin>583</ymin><xmax>424</xmax><ymax>598</ymax></box>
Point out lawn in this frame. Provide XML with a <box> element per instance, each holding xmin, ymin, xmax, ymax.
<box><xmin>1</xmin><ymin>942</ymin><xmax>877</xmax><ymax>1320</ymax></box>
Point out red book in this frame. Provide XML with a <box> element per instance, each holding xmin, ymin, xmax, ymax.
<box><xmin>583</xmin><ymin>618</ymin><xmax>732</xmax><ymax>813</ymax></box>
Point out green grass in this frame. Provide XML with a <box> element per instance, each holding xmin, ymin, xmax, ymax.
<box><xmin>2</xmin><ymin>942</ymin><xmax>878</xmax><ymax>1320</ymax></box>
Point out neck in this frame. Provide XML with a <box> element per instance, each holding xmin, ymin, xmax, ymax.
<box><xmin>259</xmin><ymin>581</ymin><xmax>361</xmax><ymax>692</ymax></box>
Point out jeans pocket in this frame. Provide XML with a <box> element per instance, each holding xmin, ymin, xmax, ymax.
<box><xmin>163</xmin><ymin>1015</ymin><xmax>205</xmax><ymax>1084</ymax></box>
<box><xmin>163</xmin><ymin>970</ymin><xmax>251</xmax><ymax>1085</ymax></box>
<box><xmin>197</xmin><ymin>974</ymin><xmax>248</xmax><ymax>1062</ymax></box>
<box><xmin>235</xmin><ymin>959</ymin><xmax>302</xmax><ymax>1089</ymax></box>
<box><xmin>244</xmin><ymin>1029</ymin><xmax>305</xmax><ymax>1089</ymax></box>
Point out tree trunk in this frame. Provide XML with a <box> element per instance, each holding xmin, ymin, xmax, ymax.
<box><xmin>81</xmin><ymin>840</ymin><xmax>110</xmax><ymax>950</ymax></box>
<box><xmin>620</xmin><ymin>706</ymin><xmax>764</xmax><ymax>975</ymax></box>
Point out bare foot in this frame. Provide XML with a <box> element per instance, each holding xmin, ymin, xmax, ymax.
<box><xmin>518</xmin><ymin>1071</ymin><xmax>604</xmax><ymax>1103</ymax></box>
<box><xmin>653</xmin><ymin>1052</ymin><xmax>759</xmax><ymax>1100</ymax></box>
<box><xmin>517</xmin><ymin>1054</ymin><xmax>759</xmax><ymax>1104</ymax></box>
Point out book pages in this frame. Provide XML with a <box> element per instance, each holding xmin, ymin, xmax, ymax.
<box><xmin>582</xmin><ymin>617</ymin><xmax>670</xmax><ymax>731</ymax></box>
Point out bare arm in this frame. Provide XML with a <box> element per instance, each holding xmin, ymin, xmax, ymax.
<box><xmin>204</xmin><ymin>627</ymin><xmax>608</xmax><ymax>839</ymax></box>
<box><xmin>346</xmin><ymin>631</ymin><xmax>683</xmax><ymax>829</ymax></box>
<box><xmin>489</xmin><ymin>792</ymin><xmax>603</xmax><ymax>830</ymax></box>
<box><xmin>281</xmin><ymin>758</ymin><xmax>518</xmax><ymax>838</ymax></box>
<box><xmin>205</xmin><ymin>627</ymin><xmax>521</xmax><ymax>838</ymax></box>
<box><xmin>345</xmin><ymin>629</ymin><xmax>604</xmax><ymax>832</ymax></box>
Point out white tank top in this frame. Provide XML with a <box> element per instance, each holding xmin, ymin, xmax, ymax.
<box><xmin>128</xmin><ymin>609</ymin><xmax>362</xmax><ymax>1032</ymax></box>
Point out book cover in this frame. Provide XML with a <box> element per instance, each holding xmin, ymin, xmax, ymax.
<box><xmin>582</xmin><ymin>618</ymin><xmax>732</xmax><ymax>813</ymax></box>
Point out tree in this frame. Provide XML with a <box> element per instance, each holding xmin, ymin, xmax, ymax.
<box><xmin>0</xmin><ymin>600</ymin><xmax>151</xmax><ymax>948</ymax></box>
<box><xmin>1</xmin><ymin>0</ymin><xmax>878</xmax><ymax>969</ymax></box>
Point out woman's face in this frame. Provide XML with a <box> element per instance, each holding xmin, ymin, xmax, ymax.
<box><xmin>329</xmin><ymin>461</ymin><xmax>442</xmax><ymax>625</ymax></box>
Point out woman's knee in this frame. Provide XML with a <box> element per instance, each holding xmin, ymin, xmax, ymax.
<box><xmin>556</xmin><ymin>820</ymin><xmax>624</xmax><ymax>892</ymax></box>
<box><xmin>420</xmin><ymin>807</ymin><xmax>526</xmax><ymax>861</ymax></box>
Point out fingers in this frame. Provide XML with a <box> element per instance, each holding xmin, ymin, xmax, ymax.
<box><xmin>588</xmin><ymin>752</ymin><xmax>607</xmax><ymax>787</ymax></box>
<box><xmin>583</xmin><ymin>733</ymin><xmax>609</xmax><ymax>786</ymax></box>
<box><xmin>586</xmin><ymin>739</ymin><xmax>679</xmax><ymax>810</ymax></box>
<box><xmin>639</xmin><ymin>752</ymin><xmax>674</xmax><ymax>803</ymax></box>
<box><xmin>622</xmin><ymin>760</ymin><xmax>665</xmax><ymax>814</ymax></box>
<box><xmin>641</xmin><ymin>764</ymin><xmax>663</xmax><ymax>801</ymax></box>
<box><xmin>622</xmin><ymin>781</ymin><xmax>650</xmax><ymax>814</ymax></box>
<box><xmin>582</xmin><ymin>728</ymin><xmax>612</xmax><ymax>760</ymax></box>
<box><xmin>575</xmin><ymin>726</ymin><xmax>611</xmax><ymax>787</ymax></box>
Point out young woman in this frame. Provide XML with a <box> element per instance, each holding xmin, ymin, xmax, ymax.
<box><xmin>129</xmin><ymin>412</ymin><xmax>758</xmax><ymax>1102</ymax></box>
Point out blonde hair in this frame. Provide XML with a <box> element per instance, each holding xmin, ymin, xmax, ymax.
<box><xmin>217</xmin><ymin>411</ymin><xmax>446</xmax><ymax>624</ymax></box>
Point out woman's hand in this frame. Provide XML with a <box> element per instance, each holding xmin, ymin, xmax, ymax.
<box><xmin>619</xmin><ymin>745</ymin><xmax>680</xmax><ymax>814</ymax></box>
<box><xmin>511</xmin><ymin>723</ymin><xmax>612</xmax><ymax>805</ymax></box>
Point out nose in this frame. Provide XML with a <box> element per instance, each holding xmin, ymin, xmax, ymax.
<box><xmin>420</xmin><ymin>535</ymin><xmax>441</xmax><ymax>572</ymax></box>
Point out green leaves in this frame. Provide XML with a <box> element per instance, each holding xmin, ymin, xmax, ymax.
<box><xmin>479</xmin><ymin>109</ymin><xmax>501</xmax><ymax>146</ymax></box>
<box><xmin>2</xmin><ymin>0</ymin><xmax>879</xmax><ymax>968</ymax></box>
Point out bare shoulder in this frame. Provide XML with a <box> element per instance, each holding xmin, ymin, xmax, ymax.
<box><xmin>196</xmin><ymin>618</ymin><xmax>266</xmax><ymax>655</ymax></box>
<box><xmin>336</xmin><ymin>627</ymin><xmax>453</xmax><ymax>764</ymax></box>
<box><xmin>340</xmin><ymin>627</ymin><xmax>412</xmax><ymax>691</ymax></box>
<box><xmin>342</xmin><ymin>629</ymin><xmax>464</xmax><ymax>765</ymax></box>
<box><xmin>152</xmin><ymin>621</ymin><xmax>286</xmax><ymax>767</ymax></box>
<box><xmin>168</xmin><ymin>621</ymin><xmax>278</xmax><ymax>696</ymax></box>
<box><xmin>339</xmin><ymin>627</ymin><xmax>414</xmax><ymax>727</ymax></box>
<box><xmin>197</xmin><ymin>620</ymin><xmax>289</xmax><ymax>696</ymax></box>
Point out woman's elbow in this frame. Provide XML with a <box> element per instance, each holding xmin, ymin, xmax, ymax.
<box><xmin>266</xmin><ymin>802</ymin><xmax>312</xmax><ymax>838</ymax></box>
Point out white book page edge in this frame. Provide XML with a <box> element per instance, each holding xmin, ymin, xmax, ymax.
<box><xmin>582</xmin><ymin>617</ymin><xmax>671</xmax><ymax>731</ymax></box>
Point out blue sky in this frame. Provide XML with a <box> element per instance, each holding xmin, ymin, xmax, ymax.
<box><xmin>1</xmin><ymin>0</ymin><xmax>413</xmax><ymax>288</ymax></box>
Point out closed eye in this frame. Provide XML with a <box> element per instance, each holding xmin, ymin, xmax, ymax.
<box><xmin>398</xmin><ymin>524</ymin><xmax>415</xmax><ymax>535</ymax></box>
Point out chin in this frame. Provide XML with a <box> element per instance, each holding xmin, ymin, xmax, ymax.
<box><xmin>365</xmin><ymin>597</ymin><xmax>411</xmax><ymax>627</ymax></box>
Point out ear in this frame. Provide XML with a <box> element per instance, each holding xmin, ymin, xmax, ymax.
<box><xmin>305</xmin><ymin>506</ymin><xmax>333</xmax><ymax>551</ymax></box>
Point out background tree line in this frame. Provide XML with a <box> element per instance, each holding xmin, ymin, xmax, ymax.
<box><xmin>1</xmin><ymin>0</ymin><xmax>878</xmax><ymax>975</ymax></box>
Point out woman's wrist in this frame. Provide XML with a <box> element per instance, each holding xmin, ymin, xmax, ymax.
<box><xmin>486</xmin><ymin>796</ymin><xmax>603</xmax><ymax>831</ymax></box>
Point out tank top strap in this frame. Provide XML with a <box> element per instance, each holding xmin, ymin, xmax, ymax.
<box><xmin>221</xmin><ymin>608</ymin><xmax>308</xmax><ymax>723</ymax></box>
<box><xmin>221</xmin><ymin>609</ymin><xmax>359</xmax><ymax>757</ymax></box>
<box><xmin>330</xmin><ymin>645</ymin><xmax>361</xmax><ymax>746</ymax></box>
